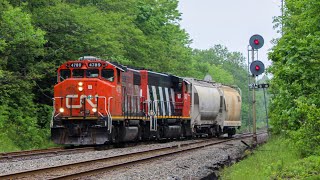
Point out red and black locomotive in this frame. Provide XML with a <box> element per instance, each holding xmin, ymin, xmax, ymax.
<box><xmin>51</xmin><ymin>56</ymin><xmax>241</xmax><ymax>145</ymax></box>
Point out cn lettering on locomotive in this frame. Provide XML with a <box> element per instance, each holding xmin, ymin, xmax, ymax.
<box><xmin>51</xmin><ymin>56</ymin><xmax>242</xmax><ymax>145</ymax></box>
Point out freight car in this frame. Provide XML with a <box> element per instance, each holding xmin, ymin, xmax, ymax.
<box><xmin>51</xmin><ymin>56</ymin><xmax>241</xmax><ymax>145</ymax></box>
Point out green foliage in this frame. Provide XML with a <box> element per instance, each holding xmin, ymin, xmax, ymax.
<box><xmin>290</xmin><ymin>100</ymin><xmax>320</xmax><ymax>156</ymax></box>
<box><xmin>268</xmin><ymin>0</ymin><xmax>320</xmax><ymax>156</ymax></box>
<box><xmin>0</xmin><ymin>1</ymin><xmax>49</xmax><ymax>151</ymax></box>
<box><xmin>221</xmin><ymin>136</ymin><xmax>300</xmax><ymax>180</ymax></box>
<box><xmin>0</xmin><ymin>0</ymin><xmax>250</xmax><ymax>152</ymax></box>
<box><xmin>271</xmin><ymin>156</ymin><xmax>320</xmax><ymax>179</ymax></box>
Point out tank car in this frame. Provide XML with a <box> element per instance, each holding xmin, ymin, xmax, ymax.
<box><xmin>51</xmin><ymin>56</ymin><xmax>241</xmax><ymax>145</ymax></box>
<box><xmin>185</xmin><ymin>78</ymin><xmax>242</xmax><ymax>137</ymax></box>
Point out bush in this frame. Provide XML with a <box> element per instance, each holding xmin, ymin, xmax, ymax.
<box><xmin>271</xmin><ymin>156</ymin><xmax>320</xmax><ymax>179</ymax></box>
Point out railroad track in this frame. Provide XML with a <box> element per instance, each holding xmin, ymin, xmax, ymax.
<box><xmin>0</xmin><ymin>132</ymin><xmax>266</xmax><ymax>180</ymax></box>
<box><xmin>0</xmin><ymin>146</ymin><xmax>95</xmax><ymax>161</ymax></box>
<box><xmin>0</xmin><ymin>131</ymin><xmax>257</xmax><ymax>161</ymax></box>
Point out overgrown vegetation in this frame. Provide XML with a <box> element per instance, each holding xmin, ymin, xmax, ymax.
<box><xmin>221</xmin><ymin>136</ymin><xmax>320</xmax><ymax>179</ymax></box>
<box><xmin>269</xmin><ymin>0</ymin><xmax>320</xmax><ymax>157</ymax></box>
<box><xmin>0</xmin><ymin>0</ymin><xmax>266</xmax><ymax>152</ymax></box>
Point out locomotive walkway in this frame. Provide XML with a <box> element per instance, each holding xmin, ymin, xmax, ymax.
<box><xmin>0</xmin><ymin>132</ymin><xmax>266</xmax><ymax>179</ymax></box>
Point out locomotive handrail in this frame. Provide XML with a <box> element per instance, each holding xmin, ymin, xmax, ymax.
<box><xmin>97</xmin><ymin>96</ymin><xmax>112</xmax><ymax>133</ymax></box>
<box><xmin>152</xmin><ymin>100</ymin><xmax>159</xmax><ymax>116</ymax></box>
<box><xmin>150</xmin><ymin>100</ymin><xmax>157</xmax><ymax>131</ymax></box>
<box><xmin>107</xmin><ymin>97</ymin><xmax>113</xmax><ymax>133</ymax></box>
<box><xmin>97</xmin><ymin>96</ymin><xmax>112</xmax><ymax>132</ymax></box>
<box><xmin>51</xmin><ymin>99</ymin><xmax>56</xmax><ymax>128</ymax></box>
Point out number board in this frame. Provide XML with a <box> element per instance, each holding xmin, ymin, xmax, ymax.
<box><xmin>88</xmin><ymin>62</ymin><xmax>102</xmax><ymax>68</ymax></box>
<box><xmin>70</xmin><ymin>63</ymin><xmax>83</xmax><ymax>68</ymax></box>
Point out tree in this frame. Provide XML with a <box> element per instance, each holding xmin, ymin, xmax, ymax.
<box><xmin>268</xmin><ymin>0</ymin><xmax>320</xmax><ymax>156</ymax></box>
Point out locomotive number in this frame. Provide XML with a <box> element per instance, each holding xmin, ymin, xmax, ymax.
<box><xmin>70</xmin><ymin>63</ymin><xmax>82</xmax><ymax>68</ymax></box>
<box><xmin>88</xmin><ymin>62</ymin><xmax>102</xmax><ymax>67</ymax></box>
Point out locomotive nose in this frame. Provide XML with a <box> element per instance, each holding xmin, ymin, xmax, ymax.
<box><xmin>58</xmin><ymin>79</ymin><xmax>99</xmax><ymax>117</ymax></box>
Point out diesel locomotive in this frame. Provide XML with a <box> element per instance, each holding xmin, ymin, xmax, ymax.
<box><xmin>51</xmin><ymin>56</ymin><xmax>242</xmax><ymax>145</ymax></box>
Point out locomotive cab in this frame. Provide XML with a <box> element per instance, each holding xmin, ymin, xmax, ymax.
<box><xmin>51</xmin><ymin>56</ymin><xmax>123</xmax><ymax>145</ymax></box>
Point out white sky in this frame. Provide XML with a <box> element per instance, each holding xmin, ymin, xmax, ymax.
<box><xmin>178</xmin><ymin>0</ymin><xmax>282</xmax><ymax>67</ymax></box>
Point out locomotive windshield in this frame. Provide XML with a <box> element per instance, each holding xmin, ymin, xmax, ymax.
<box><xmin>60</xmin><ymin>69</ymin><xmax>71</xmax><ymax>81</ymax></box>
<box><xmin>86</xmin><ymin>69</ymin><xmax>99</xmax><ymax>78</ymax></box>
<box><xmin>102</xmin><ymin>69</ymin><xmax>114</xmax><ymax>82</ymax></box>
<box><xmin>72</xmin><ymin>69</ymin><xmax>85</xmax><ymax>78</ymax></box>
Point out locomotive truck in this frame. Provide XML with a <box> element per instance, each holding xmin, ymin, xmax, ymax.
<box><xmin>51</xmin><ymin>56</ymin><xmax>241</xmax><ymax>145</ymax></box>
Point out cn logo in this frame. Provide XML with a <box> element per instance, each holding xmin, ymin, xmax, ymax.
<box><xmin>66</xmin><ymin>94</ymin><xmax>97</xmax><ymax>109</ymax></box>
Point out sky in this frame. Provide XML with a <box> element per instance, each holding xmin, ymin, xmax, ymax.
<box><xmin>178</xmin><ymin>0</ymin><xmax>282</xmax><ymax>67</ymax></box>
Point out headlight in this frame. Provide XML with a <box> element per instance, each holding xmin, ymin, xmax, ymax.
<box><xmin>78</xmin><ymin>86</ymin><xmax>83</xmax><ymax>91</ymax></box>
<box><xmin>59</xmin><ymin>108</ymin><xmax>64</xmax><ymax>113</ymax></box>
<box><xmin>78</xmin><ymin>82</ymin><xmax>83</xmax><ymax>86</ymax></box>
<box><xmin>92</xmin><ymin>108</ymin><xmax>97</xmax><ymax>113</ymax></box>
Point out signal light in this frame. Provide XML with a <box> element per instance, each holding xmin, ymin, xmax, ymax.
<box><xmin>250</xmin><ymin>60</ymin><xmax>265</xmax><ymax>76</ymax></box>
<box><xmin>255</xmin><ymin>65</ymin><xmax>260</xmax><ymax>71</ymax></box>
<box><xmin>249</xmin><ymin>34</ymin><xmax>264</xmax><ymax>49</ymax></box>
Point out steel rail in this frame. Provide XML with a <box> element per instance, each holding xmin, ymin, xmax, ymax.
<box><xmin>0</xmin><ymin>146</ymin><xmax>95</xmax><ymax>161</ymax></box>
<box><xmin>0</xmin><ymin>132</ymin><xmax>267</xmax><ymax>180</ymax></box>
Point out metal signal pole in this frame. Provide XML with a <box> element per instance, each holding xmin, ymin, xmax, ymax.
<box><xmin>251</xmin><ymin>48</ymin><xmax>257</xmax><ymax>146</ymax></box>
<box><xmin>263</xmin><ymin>87</ymin><xmax>269</xmax><ymax>133</ymax></box>
<box><xmin>248</xmin><ymin>34</ymin><xmax>264</xmax><ymax>146</ymax></box>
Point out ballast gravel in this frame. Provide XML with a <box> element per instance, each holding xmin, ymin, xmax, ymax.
<box><xmin>91</xmin><ymin>133</ymin><xmax>268</xmax><ymax>180</ymax></box>
<box><xmin>0</xmin><ymin>139</ymin><xmax>204</xmax><ymax>175</ymax></box>
<box><xmin>0</xmin><ymin>133</ymin><xmax>268</xmax><ymax>180</ymax></box>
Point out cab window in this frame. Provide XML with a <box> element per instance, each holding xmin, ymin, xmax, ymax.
<box><xmin>72</xmin><ymin>69</ymin><xmax>84</xmax><ymax>78</ymax></box>
<box><xmin>102</xmin><ymin>69</ymin><xmax>114</xmax><ymax>82</ymax></box>
<box><xmin>60</xmin><ymin>69</ymin><xmax>71</xmax><ymax>81</ymax></box>
<box><xmin>86</xmin><ymin>69</ymin><xmax>99</xmax><ymax>78</ymax></box>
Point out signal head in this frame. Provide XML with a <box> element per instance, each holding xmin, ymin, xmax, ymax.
<box><xmin>250</xmin><ymin>60</ymin><xmax>265</xmax><ymax>76</ymax></box>
<box><xmin>249</xmin><ymin>34</ymin><xmax>264</xmax><ymax>49</ymax></box>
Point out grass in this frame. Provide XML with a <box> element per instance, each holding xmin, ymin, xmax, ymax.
<box><xmin>0</xmin><ymin>132</ymin><xmax>57</xmax><ymax>153</ymax></box>
<box><xmin>221</xmin><ymin>135</ymin><xmax>300</xmax><ymax>180</ymax></box>
<box><xmin>0</xmin><ymin>133</ymin><xmax>21</xmax><ymax>152</ymax></box>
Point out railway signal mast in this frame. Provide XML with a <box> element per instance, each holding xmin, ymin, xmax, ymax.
<box><xmin>248</xmin><ymin>34</ymin><xmax>265</xmax><ymax>146</ymax></box>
